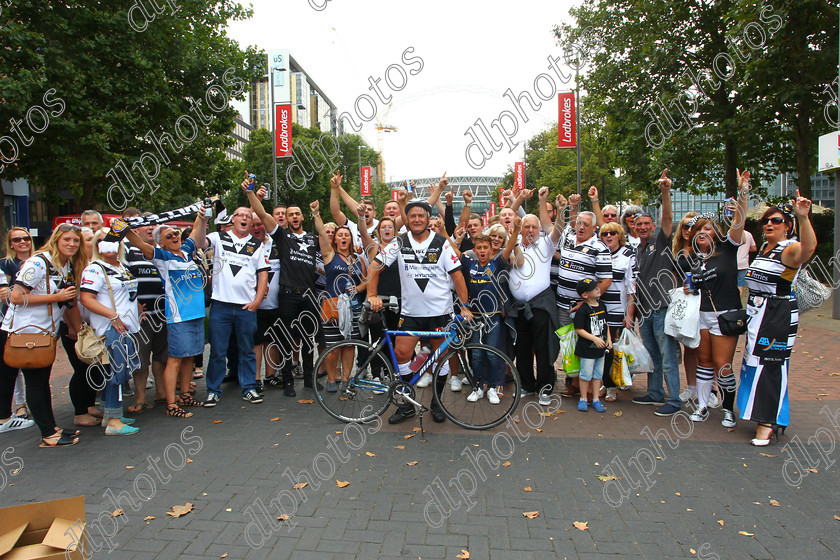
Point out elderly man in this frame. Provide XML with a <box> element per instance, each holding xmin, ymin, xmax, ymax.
<box><xmin>203</xmin><ymin>203</ymin><xmax>270</xmax><ymax>407</ymax></box>
<box><xmin>81</xmin><ymin>210</ymin><xmax>104</xmax><ymax>232</ymax></box>
<box><xmin>506</xmin><ymin>187</ymin><xmax>566</xmax><ymax>406</ymax></box>
<box><xmin>626</xmin><ymin>169</ymin><xmax>681</xmax><ymax>417</ymax></box>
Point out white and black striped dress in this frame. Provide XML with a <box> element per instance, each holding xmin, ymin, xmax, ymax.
<box><xmin>737</xmin><ymin>239</ymin><xmax>799</xmax><ymax>426</ymax></box>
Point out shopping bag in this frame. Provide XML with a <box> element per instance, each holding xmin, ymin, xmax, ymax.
<box><xmin>610</xmin><ymin>350</ymin><xmax>632</xmax><ymax>388</ymax></box>
<box><xmin>664</xmin><ymin>288</ymin><xmax>701</xmax><ymax>349</ymax></box>
<box><xmin>614</xmin><ymin>329</ymin><xmax>653</xmax><ymax>374</ymax></box>
<box><xmin>555</xmin><ymin>324</ymin><xmax>580</xmax><ymax>375</ymax></box>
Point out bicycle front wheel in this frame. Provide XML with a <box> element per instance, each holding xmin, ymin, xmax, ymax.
<box><xmin>312</xmin><ymin>339</ymin><xmax>395</xmax><ymax>423</ymax></box>
<box><xmin>432</xmin><ymin>343</ymin><xmax>521</xmax><ymax>430</ymax></box>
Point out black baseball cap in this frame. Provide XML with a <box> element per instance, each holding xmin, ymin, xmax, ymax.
<box><xmin>576</xmin><ymin>278</ymin><xmax>598</xmax><ymax>296</ymax></box>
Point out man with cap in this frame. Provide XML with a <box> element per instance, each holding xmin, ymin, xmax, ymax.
<box><xmin>368</xmin><ymin>189</ymin><xmax>473</xmax><ymax>424</ymax></box>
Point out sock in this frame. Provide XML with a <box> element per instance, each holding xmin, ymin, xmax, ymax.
<box><xmin>398</xmin><ymin>361</ymin><xmax>412</xmax><ymax>383</ymax></box>
<box><xmin>437</xmin><ymin>361</ymin><xmax>450</xmax><ymax>378</ymax></box>
<box><xmin>696</xmin><ymin>366</ymin><xmax>714</xmax><ymax>409</ymax></box>
<box><xmin>686</xmin><ymin>384</ymin><xmax>696</xmax><ymax>397</ymax></box>
<box><xmin>719</xmin><ymin>373</ymin><xmax>737</xmax><ymax>411</ymax></box>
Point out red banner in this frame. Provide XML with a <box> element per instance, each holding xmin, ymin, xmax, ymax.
<box><xmin>482</xmin><ymin>212</ymin><xmax>489</xmax><ymax>228</ymax></box>
<box><xmin>275</xmin><ymin>104</ymin><xmax>292</xmax><ymax>158</ymax></box>
<box><xmin>361</xmin><ymin>167</ymin><xmax>371</xmax><ymax>196</ymax></box>
<box><xmin>391</xmin><ymin>190</ymin><xmax>399</xmax><ymax>201</ymax></box>
<box><xmin>490</xmin><ymin>202</ymin><xmax>496</xmax><ymax>215</ymax></box>
<box><xmin>557</xmin><ymin>92</ymin><xmax>576</xmax><ymax>148</ymax></box>
<box><xmin>514</xmin><ymin>162</ymin><xmax>524</xmax><ymax>192</ymax></box>
<box><xmin>499</xmin><ymin>189</ymin><xmax>505</xmax><ymax>206</ymax></box>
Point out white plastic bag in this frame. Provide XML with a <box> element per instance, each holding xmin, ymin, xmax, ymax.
<box><xmin>614</xmin><ymin>329</ymin><xmax>653</xmax><ymax>374</ymax></box>
<box><xmin>664</xmin><ymin>288</ymin><xmax>701</xmax><ymax>348</ymax></box>
<box><xmin>336</xmin><ymin>293</ymin><xmax>353</xmax><ymax>339</ymax></box>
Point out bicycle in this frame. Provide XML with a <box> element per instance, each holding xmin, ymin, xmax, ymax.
<box><xmin>311</xmin><ymin>296</ymin><xmax>521</xmax><ymax>430</ymax></box>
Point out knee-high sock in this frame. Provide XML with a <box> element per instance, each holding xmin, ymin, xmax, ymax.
<box><xmin>398</xmin><ymin>361</ymin><xmax>412</xmax><ymax>383</ymax></box>
<box><xmin>437</xmin><ymin>361</ymin><xmax>450</xmax><ymax>378</ymax></box>
<box><xmin>718</xmin><ymin>372</ymin><xmax>737</xmax><ymax>411</ymax></box>
<box><xmin>696</xmin><ymin>366</ymin><xmax>714</xmax><ymax>409</ymax></box>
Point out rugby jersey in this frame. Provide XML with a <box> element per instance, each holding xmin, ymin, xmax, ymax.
<box><xmin>602</xmin><ymin>246</ymin><xmax>635</xmax><ymax>328</ymax></box>
<box><xmin>2</xmin><ymin>253</ymin><xmax>72</xmax><ymax>334</ymax></box>
<box><xmin>207</xmin><ymin>231</ymin><xmax>270</xmax><ymax>305</ymax></box>
<box><xmin>270</xmin><ymin>225</ymin><xmax>318</xmax><ymax>289</ymax></box>
<box><xmin>555</xmin><ymin>225</ymin><xmax>612</xmax><ymax>310</ymax></box>
<box><xmin>745</xmin><ymin>239</ymin><xmax>798</xmax><ymax>297</ymax></box>
<box><xmin>80</xmin><ymin>260</ymin><xmax>140</xmax><ymax>336</ymax></box>
<box><xmin>258</xmin><ymin>237</ymin><xmax>281</xmax><ymax>310</ymax></box>
<box><xmin>376</xmin><ymin>232</ymin><xmax>461</xmax><ymax>318</ymax></box>
<box><xmin>152</xmin><ymin>237</ymin><xmax>205</xmax><ymax>324</ymax></box>
<box><xmin>124</xmin><ymin>240</ymin><xmax>165</xmax><ymax>316</ymax></box>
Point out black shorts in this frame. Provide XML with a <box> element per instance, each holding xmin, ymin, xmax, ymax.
<box><xmin>397</xmin><ymin>314</ymin><xmax>449</xmax><ymax>333</ymax></box>
<box><xmin>254</xmin><ymin>308</ymin><xmax>279</xmax><ymax>345</ymax></box>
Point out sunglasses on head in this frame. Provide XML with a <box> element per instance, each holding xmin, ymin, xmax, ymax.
<box><xmin>58</xmin><ymin>224</ymin><xmax>81</xmax><ymax>233</ymax></box>
<box><xmin>11</xmin><ymin>236</ymin><xmax>30</xmax><ymax>243</ymax></box>
<box><xmin>760</xmin><ymin>216</ymin><xmax>786</xmax><ymax>226</ymax></box>
<box><xmin>603</xmin><ymin>213</ymin><xmax>617</xmax><ymax>218</ymax></box>
<box><xmin>600</xmin><ymin>231</ymin><xmax>618</xmax><ymax>237</ymax></box>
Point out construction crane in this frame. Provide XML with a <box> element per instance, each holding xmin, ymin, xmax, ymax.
<box><xmin>376</xmin><ymin>103</ymin><xmax>398</xmax><ymax>182</ymax></box>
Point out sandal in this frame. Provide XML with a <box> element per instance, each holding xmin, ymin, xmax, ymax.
<box><xmin>166</xmin><ymin>405</ymin><xmax>193</xmax><ymax>418</ymax></box>
<box><xmin>40</xmin><ymin>432</ymin><xmax>79</xmax><ymax>448</ymax></box>
<box><xmin>604</xmin><ymin>388</ymin><xmax>618</xmax><ymax>402</ymax></box>
<box><xmin>14</xmin><ymin>405</ymin><xmax>28</xmax><ymax>419</ymax></box>
<box><xmin>176</xmin><ymin>394</ymin><xmax>203</xmax><ymax>407</ymax></box>
<box><xmin>127</xmin><ymin>402</ymin><xmax>154</xmax><ymax>413</ymax></box>
<box><xmin>59</xmin><ymin>428</ymin><xmax>81</xmax><ymax>437</ymax></box>
<box><xmin>193</xmin><ymin>369</ymin><xmax>204</xmax><ymax>379</ymax></box>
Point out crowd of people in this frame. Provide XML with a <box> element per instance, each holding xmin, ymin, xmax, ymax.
<box><xmin>0</xmin><ymin>169</ymin><xmax>817</xmax><ymax>448</ymax></box>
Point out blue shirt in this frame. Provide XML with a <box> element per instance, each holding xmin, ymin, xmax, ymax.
<box><xmin>152</xmin><ymin>238</ymin><xmax>205</xmax><ymax>324</ymax></box>
<box><xmin>461</xmin><ymin>254</ymin><xmax>507</xmax><ymax>315</ymax></box>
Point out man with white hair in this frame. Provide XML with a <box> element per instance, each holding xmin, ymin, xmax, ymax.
<box><xmin>81</xmin><ymin>210</ymin><xmax>104</xmax><ymax>233</ymax></box>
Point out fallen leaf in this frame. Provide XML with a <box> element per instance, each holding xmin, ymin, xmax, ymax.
<box><xmin>406</xmin><ymin>461</ymin><xmax>418</xmax><ymax>466</ymax></box>
<box><xmin>536</xmin><ymin>428</ymin><xmax>543</xmax><ymax>433</ymax></box>
<box><xmin>597</xmin><ymin>475</ymin><xmax>617</xmax><ymax>482</ymax></box>
<box><xmin>125</xmin><ymin>466</ymin><xmax>134</xmax><ymax>469</ymax></box>
<box><xmin>674</xmin><ymin>492</ymin><xmax>681</xmax><ymax>497</ymax></box>
<box><xmin>404</xmin><ymin>434</ymin><xmax>415</xmax><ymax>439</ymax></box>
<box><xmin>394</xmin><ymin>445</ymin><xmax>405</xmax><ymax>450</ymax></box>
<box><xmin>277</xmin><ymin>514</ymin><xmax>290</xmax><ymax>521</ymax></box>
<box><xmin>727</xmin><ymin>428</ymin><xmax>735</xmax><ymax>432</ymax></box>
<box><xmin>143</xmin><ymin>516</ymin><xmax>155</xmax><ymax>521</ymax></box>
<box><xmin>718</xmin><ymin>520</ymin><xmax>725</xmax><ymax>526</ymax></box>
<box><xmin>613</xmin><ymin>411</ymin><xmax>623</xmax><ymax>417</ymax></box>
<box><xmin>690</xmin><ymin>548</ymin><xmax>696</xmax><ymax>555</ymax></box>
<box><xmin>759</xmin><ymin>453</ymin><xmax>778</xmax><ymax>458</ymax></box>
<box><xmin>335</xmin><ymin>431</ymin><xmax>342</xmax><ymax>434</ymax></box>
<box><xmin>213</xmin><ymin>420</ymin><xmax>222</xmax><ymax>424</ymax></box>
<box><xmin>225</xmin><ymin>508</ymin><xmax>232</xmax><ymax>512</ymax></box>
<box><xmin>753</xmin><ymin>502</ymin><xmax>762</xmax><ymax>505</ymax></box>
<box><xmin>686</xmin><ymin>509</ymin><xmax>694</xmax><ymax>512</ymax></box>
<box><xmin>738</xmin><ymin>531</ymin><xmax>755</xmax><ymax>537</ymax></box>
<box><xmin>524</xmin><ymin>487</ymin><xmax>532</xmax><ymax>492</ymax></box>
<box><xmin>539</xmin><ymin>412</ymin><xmax>554</xmax><ymax>417</ymax></box>
<box><xmin>186</xmin><ymin>458</ymin><xmax>193</xmax><ymax>463</ymax></box>
<box><xmin>808</xmin><ymin>468</ymin><xmax>819</xmax><ymax>473</ymax></box>
<box><xmin>270</xmin><ymin>417</ymin><xmax>280</xmax><ymax>422</ymax></box>
<box><xmin>456</xmin><ymin>550</ymin><xmax>470</xmax><ymax>560</ymax></box>
<box><xmin>834</xmin><ymin>515</ymin><xmax>840</xmax><ymax>521</ymax></box>
<box><xmin>293</xmin><ymin>482</ymin><xmax>308</xmax><ymax>490</ymax></box>
<box><xmin>166</xmin><ymin>503</ymin><xmax>194</xmax><ymax>518</ymax></box>
<box><xmin>769</xmin><ymin>499</ymin><xmax>780</xmax><ymax>507</ymax></box>
<box><xmin>523</xmin><ymin>511</ymin><xmax>540</xmax><ymax>519</ymax></box>
<box><xmin>413</xmin><ymin>427</ymin><xmax>422</xmax><ymax>432</ymax></box>
<box><xmin>817</xmin><ymin>393</ymin><xmax>829</xmax><ymax>397</ymax></box>
<box><xmin>572</xmin><ymin>520</ymin><xmax>588</xmax><ymax>530</ymax></box>
<box><xmin>503</xmin><ymin>461</ymin><xmax>511</xmax><ymax>467</ymax></box>
<box><xmin>221</xmin><ymin>555</ymin><xmax>228</xmax><ymax>559</ymax></box>
<box><xmin>297</xmin><ymin>399</ymin><xmax>314</xmax><ymax>404</ymax></box>
<box><xmin>112</xmin><ymin>509</ymin><xmax>124</xmax><ymax>517</ymax></box>
<box><xmin>336</xmin><ymin>480</ymin><xmax>350</xmax><ymax>488</ymax></box>
<box><xmin>365</xmin><ymin>452</ymin><xmax>375</xmax><ymax>457</ymax></box>
<box><xmin>660</xmin><ymin>500</ymin><xmax>666</xmax><ymax>504</ymax></box>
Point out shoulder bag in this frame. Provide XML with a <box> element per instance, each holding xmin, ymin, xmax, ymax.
<box><xmin>75</xmin><ymin>263</ymin><xmax>117</xmax><ymax>365</ymax></box>
<box><xmin>3</xmin><ymin>255</ymin><xmax>58</xmax><ymax>369</ymax></box>
<box><xmin>706</xmin><ymin>290</ymin><xmax>748</xmax><ymax>337</ymax></box>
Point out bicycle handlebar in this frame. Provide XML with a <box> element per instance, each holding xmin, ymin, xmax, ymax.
<box><xmin>363</xmin><ymin>295</ymin><xmax>399</xmax><ymax>310</ymax></box>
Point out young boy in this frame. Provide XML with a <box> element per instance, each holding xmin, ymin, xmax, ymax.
<box><xmin>460</xmin><ymin>223</ymin><xmax>520</xmax><ymax>404</ymax></box>
<box><xmin>573</xmin><ymin>278</ymin><xmax>611</xmax><ymax>413</ymax></box>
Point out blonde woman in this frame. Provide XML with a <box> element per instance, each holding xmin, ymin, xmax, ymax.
<box><xmin>1</xmin><ymin>227</ymin><xmax>33</xmax><ymax>420</ymax></box>
<box><xmin>0</xmin><ymin>224</ymin><xmax>86</xmax><ymax>447</ymax></box>
<box><xmin>672</xmin><ymin>211</ymin><xmax>700</xmax><ymax>404</ymax></box>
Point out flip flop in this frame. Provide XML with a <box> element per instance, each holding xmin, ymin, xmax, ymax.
<box><xmin>127</xmin><ymin>403</ymin><xmax>154</xmax><ymax>413</ymax></box>
<box><xmin>193</xmin><ymin>370</ymin><xmax>204</xmax><ymax>379</ymax></box>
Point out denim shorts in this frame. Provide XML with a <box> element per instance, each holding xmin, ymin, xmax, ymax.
<box><xmin>737</xmin><ymin>269</ymin><xmax>748</xmax><ymax>287</ymax></box>
<box><xmin>167</xmin><ymin>317</ymin><xmax>205</xmax><ymax>358</ymax></box>
<box><xmin>579</xmin><ymin>355</ymin><xmax>605</xmax><ymax>382</ymax></box>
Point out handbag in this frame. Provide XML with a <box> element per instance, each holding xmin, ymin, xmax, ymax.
<box><xmin>75</xmin><ymin>263</ymin><xmax>119</xmax><ymax>365</ymax></box>
<box><xmin>792</xmin><ymin>268</ymin><xmax>830</xmax><ymax>313</ymax></box>
<box><xmin>706</xmin><ymin>291</ymin><xmax>748</xmax><ymax>336</ymax></box>
<box><xmin>3</xmin><ymin>255</ymin><xmax>58</xmax><ymax>369</ymax></box>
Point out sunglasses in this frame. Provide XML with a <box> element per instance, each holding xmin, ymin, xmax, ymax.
<box><xmin>682</xmin><ymin>224</ymin><xmax>693</xmax><ymax>230</ymax></box>
<box><xmin>600</xmin><ymin>231</ymin><xmax>618</xmax><ymax>237</ymax></box>
<box><xmin>603</xmin><ymin>213</ymin><xmax>617</xmax><ymax>218</ymax></box>
<box><xmin>11</xmin><ymin>236</ymin><xmax>31</xmax><ymax>243</ymax></box>
<box><xmin>164</xmin><ymin>233</ymin><xmax>180</xmax><ymax>241</ymax></box>
<box><xmin>759</xmin><ymin>216</ymin><xmax>786</xmax><ymax>226</ymax></box>
<box><xmin>58</xmin><ymin>224</ymin><xmax>81</xmax><ymax>233</ymax></box>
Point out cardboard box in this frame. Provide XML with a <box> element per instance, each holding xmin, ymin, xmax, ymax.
<box><xmin>0</xmin><ymin>496</ymin><xmax>86</xmax><ymax>560</ymax></box>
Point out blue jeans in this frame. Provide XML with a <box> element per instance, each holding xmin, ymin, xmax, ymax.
<box><xmin>470</xmin><ymin>314</ymin><xmax>506</xmax><ymax>387</ymax></box>
<box><xmin>206</xmin><ymin>301</ymin><xmax>257</xmax><ymax>396</ymax></box>
<box><xmin>102</xmin><ymin>326</ymin><xmax>140</xmax><ymax>419</ymax></box>
<box><xmin>638</xmin><ymin>307</ymin><xmax>681</xmax><ymax>408</ymax></box>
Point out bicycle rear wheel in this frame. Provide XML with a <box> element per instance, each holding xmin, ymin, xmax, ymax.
<box><xmin>312</xmin><ymin>340</ymin><xmax>395</xmax><ymax>423</ymax></box>
<box><xmin>432</xmin><ymin>343</ymin><xmax>521</xmax><ymax>430</ymax></box>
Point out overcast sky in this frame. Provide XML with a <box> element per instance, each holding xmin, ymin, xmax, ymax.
<box><xmin>227</xmin><ymin>0</ymin><xmax>580</xmax><ymax>183</ymax></box>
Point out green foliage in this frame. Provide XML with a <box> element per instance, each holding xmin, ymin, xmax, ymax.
<box><xmin>0</xmin><ymin>0</ymin><xmax>263</xmax><ymax>209</ymax></box>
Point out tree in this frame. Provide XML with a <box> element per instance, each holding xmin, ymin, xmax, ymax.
<box><xmin>555</xmin><ymin>0</ymin><xmax>838</xmax><ymax>199</ymax></box>
<box><xmin>0</xmin><ymin>1</ymin><xmax>263</xmax><ymax>210</ymax></box>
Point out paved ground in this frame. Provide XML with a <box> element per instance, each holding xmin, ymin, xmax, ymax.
<box><xmin>2</xmin><ymin>305</ymin><xmax>840</xmax><ymax>559</ymax></box>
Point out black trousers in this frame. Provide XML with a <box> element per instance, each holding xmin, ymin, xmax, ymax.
<box><xmin>60</xmin><ymin>324</ymin><xmax>105</xmax><ymax>415</ymax></box>
<box><xmin>278</xmin><ymin>290</ymin><xmax>320</xmax><ymax>379</ymax></box>
<box><xmin>513</xmin><ymin>309</ymin><xmax>555</xmax><ymax>394</ymax></box>
<box><xmin>0</xmin><ymin>330</ymin><xmax>58</xmax><ymax>438</ymax></box>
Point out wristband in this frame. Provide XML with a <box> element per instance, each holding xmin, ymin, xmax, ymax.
<box><xmin>110</xmin><ymin>315</ymin><xmax>120</xmax><ymax>322</ymax></box>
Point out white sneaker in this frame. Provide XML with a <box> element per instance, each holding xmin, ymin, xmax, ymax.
<box><xmin>689</xmin><ymin>406</ymin><xmax>709</xmax><ymax>422</ymax></box>
<box><xmin>146</xmin><ymin>378</ymin><xmax>154</xmax><ymax>389</ymax></box>
<box><xmin>721</xmin><ymin>409</ymin><xmax>736</xmax><ymax>428</ymax></box>
<box><xmin>0</xmin><ymin>416</ymin><xmax>35</xmax><ymax>433</ymax></box>
<box><xmin>449</xmin><ymin>376</ymin><xmax>463</xmax><ymax>391</ymax></box>
<box><xmin>486</xmin><ymin>388</ymin><xmax>500</xmax><ymax>405</ymax></box>
<box><xmin>538</xmin><ymin>391</ymin><xmax>552</xmax><ymax>406</ymax></box>
<box><xmin>679</xmin><ymin>386</ymin><xmax>697</xmax><ymax>402</ymax></box>
<box><xmin>467</xmin><ymin>389</ymin><xmax>483</xmax><ymax>402</ymax></box>
<box><xmin>416</xmin><ymin>372</ymin><xmax>433</xmax><ymax>388</ymax></box>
